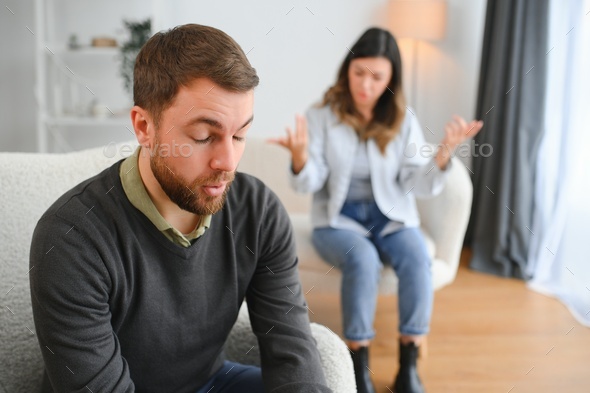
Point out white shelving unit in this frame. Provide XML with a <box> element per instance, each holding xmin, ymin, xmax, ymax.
<box><xmin>34</xmin><ymin>0</ymin><xmax>151</xmax><ymax>152</ymax></box>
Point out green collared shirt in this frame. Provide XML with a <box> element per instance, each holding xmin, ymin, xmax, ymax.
<box><xmin>119</xmin><ymin>147</ymin><xmax>211</xmax><ymax>247</ymax></box>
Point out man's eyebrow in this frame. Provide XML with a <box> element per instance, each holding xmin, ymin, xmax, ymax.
<box><xmin>187</xmin><ymin>116</ymin><xmax>223</xmax><ymax>129</ymax></box>
<box><xmin>240</xmin><ymin>115</ymin><xmax>254</xmax><ymax>130</ymax></box>
<box><xmin>186</xmin><ymin>115</ymin><xmax>254</xmax><ymax>131</ymax></box>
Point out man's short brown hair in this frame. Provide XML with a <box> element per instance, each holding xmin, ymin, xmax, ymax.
<box><xmin>134</xmin><ymin>24</ymin><xmax>259</xmax><ymax>128</ymax></box>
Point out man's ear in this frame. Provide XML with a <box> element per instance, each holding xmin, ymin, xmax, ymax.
<box><xmin>130</xmin><ymin>106</ymin><xmax>152</xmax><ymax>148</ymax></box>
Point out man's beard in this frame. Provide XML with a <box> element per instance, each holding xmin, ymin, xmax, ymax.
<box><xmin>150</xmin><ymin>146</ymin><xmax>235</xmax><ymax>216</ymax></box>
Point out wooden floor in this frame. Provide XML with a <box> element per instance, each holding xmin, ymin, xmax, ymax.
<box><xmin>305</xmin><ymin>248</ymin><xmax>590</xmax><ymax>393</ymax></box>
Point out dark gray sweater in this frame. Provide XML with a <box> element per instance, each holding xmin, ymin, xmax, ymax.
<box><xmin>30</xmin><ymin>161</ymin><xmax>331</xmax><ymax>393</ymax></box>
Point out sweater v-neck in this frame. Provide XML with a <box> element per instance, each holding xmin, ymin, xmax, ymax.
<box><xmin>108</xmin><ymin>162</ymin><xmax>215</xmax><ymax>260</ymax></box>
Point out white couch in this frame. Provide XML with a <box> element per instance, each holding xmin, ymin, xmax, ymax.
<box><xmin>239</xmin><ymin>138</ymin><xmax>474</xmax><ymax>295</ymax></box>
<box><xmin>0</xmin><ymin>141</ymin><xmax>356</xmax><ymax>393</ymax></box>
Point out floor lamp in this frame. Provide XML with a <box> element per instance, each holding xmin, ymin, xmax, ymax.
<box><xmin>389</xmin><ymin>0</ymin><xmax>447</xmax><ymax>111</ymax></box>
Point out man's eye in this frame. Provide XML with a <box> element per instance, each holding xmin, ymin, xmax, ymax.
<box><xmin>194</xmin><ymin>136</ymin><xmax>212</xmax><ymax>144</ymax></box>
<box><xmin>233</xmin><ymin>136</ymin><xmax>245</xmax><ymax>142</ymax></box>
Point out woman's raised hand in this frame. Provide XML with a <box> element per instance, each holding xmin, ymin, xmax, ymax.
<box><xmin>267</xmin><ymin>114</ymin><xmax>309</xmax><ymax>174</ymax></box>
<box><xmin>435</xmin><ymin>115</ymin><xmax>484</xmax><ymax>170</ymax></box>
<box><xmin>443</xmin><ymin>115</ymin><xmax>484</xmax><ymax>150</ymax></box>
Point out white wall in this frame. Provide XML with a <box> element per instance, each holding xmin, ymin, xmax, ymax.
<box><xmin>410</xmin><ymin>0</ymin><xmax>487</xmax><ymax>147</ymax></box>
<box><xmin>1</xmin><ymin>0</ymin><xmax>486</xmax><ymax>152</ymax></box>
<box><xmin>0</xmin><ymin>0</ymin><xmax>37</xmax><ymax>152</ymax></box>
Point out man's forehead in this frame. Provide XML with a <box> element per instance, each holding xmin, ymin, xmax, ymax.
<box><xmin>169</xmin><ymin>81</ymin><xmax>252</xmax><ymax>114</ymax></box>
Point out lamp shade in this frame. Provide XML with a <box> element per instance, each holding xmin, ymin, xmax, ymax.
<box><xmin>389</xmin><ymin>0</ymin><xmax>447</xmax><ymax>41</ymax></box>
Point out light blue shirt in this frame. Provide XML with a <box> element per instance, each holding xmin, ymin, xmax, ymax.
<box><xmin>289</xmin><ymin>105</ymin><xmax>450</xmax><ymax>236</ymax></box>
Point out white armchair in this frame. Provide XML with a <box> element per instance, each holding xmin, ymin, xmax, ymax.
<box><xmin>0</xmin><ymin>144</ymin><xmax>355</xmax><ymax>393</ymax></box>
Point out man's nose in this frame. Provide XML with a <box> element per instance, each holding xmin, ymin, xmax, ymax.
<box><xmin>210</xmin><ymin>138</ymin><xmax>237</xmax><ymax>173</ymax></box>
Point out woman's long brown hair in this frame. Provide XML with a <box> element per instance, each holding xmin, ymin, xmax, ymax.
<box><xmin>322</xmin><ymin>27</ymin><xmax>406</xmax><ymax>154</ymax></box>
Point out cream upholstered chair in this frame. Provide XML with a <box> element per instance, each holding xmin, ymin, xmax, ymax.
<box><xmin>0</xmin><ymin>142</ymin><xmax>355</xmax><ymax>393</ymax></box>
<box><xmin>239</xmin><ymin>138</ymin><xmax>473</xmax><ymax>295</ymax></box>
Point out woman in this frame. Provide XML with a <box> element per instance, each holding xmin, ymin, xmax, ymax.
<box><xmin>271</xmin><ymin>27</ymin><xmax>483</xmax><ymax>393</ymax></box>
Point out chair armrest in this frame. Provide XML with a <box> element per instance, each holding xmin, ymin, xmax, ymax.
<box><xmin>225</xmin><ymin>305</ymin><xmax>356</xmax><ymax>392</ymax></box>
<box><xmin>416</xmin><ymin>157</ymin><xmax>473</xmax><ymax>283</ymax></box>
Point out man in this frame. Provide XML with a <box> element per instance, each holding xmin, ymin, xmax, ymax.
<box><xmin>30</xmin><ymin>24</ymin><xmax>331</xmax><ymax>393</ymax></box>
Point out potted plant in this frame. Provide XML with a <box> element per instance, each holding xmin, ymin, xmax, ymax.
<box><xmin>119</xmin><ymin>18</ymin><xmax>152</xmax><ymax>98</ymax></box>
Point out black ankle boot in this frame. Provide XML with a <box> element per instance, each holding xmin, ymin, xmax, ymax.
<box><xmin>350</xmin><ymin>346</ymin><xmax>376</xmax><ymax>393</ymax></box>
<box><xmin>393</xmin><ymin>341</ymin><xmax>425</xmax><ymax>393</ymax></box>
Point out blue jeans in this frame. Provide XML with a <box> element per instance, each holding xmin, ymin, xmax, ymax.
<box><xmin>195</xmin><ymin>361</ymin><xmax>264</xmax><ymax>393</ymax></box>
<box><xmin>312</xmin><ymin>200</ymin><xmax>433</xmax><ymax>340</ymax></box>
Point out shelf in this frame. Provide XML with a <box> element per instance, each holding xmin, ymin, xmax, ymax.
<box><xmin>35</xmin><ymin>0</ymin><xmax>150</xmax><ymax>152</ymax></box>
<box><xmin>43</xmin><ymin>45</ymin><xmax>120</xmax><ymax>57</ymax></box>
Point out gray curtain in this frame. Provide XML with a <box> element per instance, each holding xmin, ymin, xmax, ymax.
<box><xmin>466</xmin><ymin>0</ymin><xmax>549</xmax><ymax>279</ymax></box>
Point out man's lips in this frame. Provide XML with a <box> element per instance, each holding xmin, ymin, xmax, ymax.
<box><xmin>201</xmin><ymin>182</ymin><xmax>227</xmax><ymax>197</ymax></box>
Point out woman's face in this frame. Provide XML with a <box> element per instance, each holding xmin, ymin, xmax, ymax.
<box><xmin>348</xmin><ymin>56</ymin><xmax>392</xmax><ymax>112</ymax></box>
